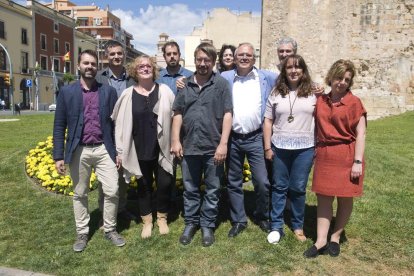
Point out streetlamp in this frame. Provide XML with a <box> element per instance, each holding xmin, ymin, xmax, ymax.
<box><xmin>96</xmin><ymin>35</ymin><xmax>102</xmax><ymax>70</ymax></box>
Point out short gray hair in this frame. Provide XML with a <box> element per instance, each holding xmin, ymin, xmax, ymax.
<box><xmin>235</xmin><ymin>42</ymin><xmax>256</xmax><ymax>58</ymax></box>
<box><xmin>277</xmin><ymin>37</ymin><xmax>298</xmax><ymax>53</ymax></box>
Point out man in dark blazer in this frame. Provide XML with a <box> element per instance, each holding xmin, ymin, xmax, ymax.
<box><xmin>53</xmin><ymin>49</ymin><xmax>125</xmax><ymax>252</ymax></box>
<box><xmin>95</xmin><ymin>40</ymin><xmax>136</xmax><ymax>223</ymax></box>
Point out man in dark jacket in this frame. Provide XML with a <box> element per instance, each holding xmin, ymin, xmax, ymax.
<box><xmin>95</xmin><ymin>40</ymin><xmax>136</xmax><ymax>222</ymax></box>
<box><xmin>53</xmin><ymin>49</ymin><xmax>125</xmax><ymax>252</ymax></box>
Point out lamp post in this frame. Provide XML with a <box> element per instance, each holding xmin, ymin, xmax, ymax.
<box><xmin>96</xmin><ymin>35</ymin><xmax>102</xmax><ymax>70</ymax></box>
<box><xmin>33</xmin><ymin>61</ymin><xmax>39</xmax><ymax>111</ymax></box>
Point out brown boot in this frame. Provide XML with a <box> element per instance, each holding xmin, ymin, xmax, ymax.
<box><xmin>157</xmin><ymin>212</ymin><xmax>169</xmax><ymax>235</ymax></box>
<box><xmin>141</xmin><ymin>214</ymin><xmax>153</xmax><ymax>239</ymax></box>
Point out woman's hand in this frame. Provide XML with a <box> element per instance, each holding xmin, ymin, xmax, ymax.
<box><xmin>351</xmin><ymin>163</ymin><xmax>362</xmax><ymax>179</ymax></box>
<box><xmin>116</xmin><ymin>155</ymin><xmax>122</xmax><ymax>170</ymax></box>
<box><xmin>170</xmin><ymin>141</ymin><xmax>183</xmax><ymax>160</ymax></box>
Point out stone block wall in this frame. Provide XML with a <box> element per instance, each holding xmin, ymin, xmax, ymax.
<box><xmin>261</xmin><ymin>0</ymin><xmax>414</xmax><ymax>119</ymax></box>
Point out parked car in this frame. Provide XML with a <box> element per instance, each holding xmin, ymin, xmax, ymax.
<box><xmin>49</xmin><ymin>103</ymin><xmax>56</xmax><ymax>112</ymax></box>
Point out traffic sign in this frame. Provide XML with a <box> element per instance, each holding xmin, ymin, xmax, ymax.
<box><xmin>26</xmin><ymin>79</ymin><xmax>32</xmax><ymax>87</ymax></box>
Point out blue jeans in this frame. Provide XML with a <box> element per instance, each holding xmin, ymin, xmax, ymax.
<box><xmin>270</xmin><ymin>146</ymin><xmax>314</xmax><ymax>232</ymax></box>
<box><xmin>227</xmin><ymin>132</ymin><xmax>270</xmax><ymax>223</ymax></box>
<box><xmin>181</xmin><ymin>155</ymin><xmax>223</xmax><ymax>228</ymax></box>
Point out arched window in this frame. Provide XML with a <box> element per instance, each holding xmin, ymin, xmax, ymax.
<box><xmin>0</xmin><ymin>49</ymin><xmax>6</xmax><ymax>70</ymax></box>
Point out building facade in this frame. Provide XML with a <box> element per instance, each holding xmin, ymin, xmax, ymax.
<box><xmin>261</xmin><ymin>0</ymin><xmax>414</xmax><ymax>119</ymax></box>
<box><xmin>47</xmin><ymin>0</ymin><xmax>143</xmax><ymax>67</ymax></box>
<box><xmin>27</xmin><ymin>0</ymin><xmax>76</xmax><ymax>110</ymax></box>
<box><xmin>184</xmin><ymin>8</ymin><xmax>261</xmax><ymax>71</ymax></box>
<box><xmin>0</xmin><ymin>0</ymin><xmax>33</xmax><ymax>109</ymax></box>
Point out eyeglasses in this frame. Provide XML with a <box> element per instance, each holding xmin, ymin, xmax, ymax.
<box><xmin>195</xmin><ymin>58</ymin><xmax>212</xmax><ymax>65</ymax></box>
<box><xmin>137</xmin><ymin>64</ymin><xmax>152</xmax><ymax>71</ymax></box>
<box><xmin>236</xmin><ymin>53</ymin><xmax>254</xmax><ymax>60</ymax></box>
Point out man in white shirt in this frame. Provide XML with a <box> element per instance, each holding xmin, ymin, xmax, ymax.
<box><xmin>221</xmin><ymin>42</ymin><xmax>278</xmax><ymax>238</ymax></box>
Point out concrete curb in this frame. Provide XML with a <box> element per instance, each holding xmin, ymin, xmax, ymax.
<box><xmin>0</xmin><ymin>267</ymin><xmax>52</xmax><ymax>276</ymax></box>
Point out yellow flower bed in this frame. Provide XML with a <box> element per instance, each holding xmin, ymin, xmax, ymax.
<box><xmin>25</xmin><ymin>136</ymin><xmax>98</xmax><ymax>196</ymax></box>
<box><xmin>243</xmin><ymin>162</ymin><xmax>252</xmax><ymax>182</ymax></box>
<box><xmin>26</xmin><ymin>136</ymin><xmax>252</xmax><ymax>196</ymax></box>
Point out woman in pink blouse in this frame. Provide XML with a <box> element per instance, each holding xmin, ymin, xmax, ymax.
<box><xmin>263</xmin><ymin>55</ymin><xmax>316</xmax><ymax>244</ymax></box>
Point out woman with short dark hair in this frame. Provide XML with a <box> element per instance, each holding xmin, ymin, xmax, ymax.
<box><xmin>218</xmin><ymin>44</ymin><xmax>236</xmax><ymax>72</ymax></box>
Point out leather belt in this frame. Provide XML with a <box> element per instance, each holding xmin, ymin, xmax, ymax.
<box><xmin>79</xmin><ymin>142</ymin><xmax>103</xmax><ymax>147</ymax></box>
<box><xmin>231</xmin><ymin>128</ymin><xmax>262</xmax><ymax>139</ymax></box>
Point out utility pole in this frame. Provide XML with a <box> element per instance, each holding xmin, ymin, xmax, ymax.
<box><xmin>0</xmin><ymin>42</ymin><xmax>14</xmax><ymax>114</ymax></box>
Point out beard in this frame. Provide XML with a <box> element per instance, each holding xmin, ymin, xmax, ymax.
<box><xmin>81</xmin><ymin>69</ymin><xmax>96</xmax><ymax>79</ymax></box>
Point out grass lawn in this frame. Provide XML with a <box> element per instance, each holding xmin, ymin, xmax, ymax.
<box><xmin>0</xmin><ymin>112</ymin><xmax>413</xmax><ymax>275</ymax></box>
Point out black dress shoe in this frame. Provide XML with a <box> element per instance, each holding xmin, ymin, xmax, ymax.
<box><xmin>256</xmin><ymin>220</ymin><xmax>270</xmax><ymax>233</ymax></box>
<box><xmin>179</xmin><ymin>224</ymin><xmax>199</xmax><ymax>245</ymax></box>
<box><xmin>303</xmin><ymin>244</ymin><xmax>329</xmax><ymax>258</ymax></box>
<box><xmin>201</xmin><ymin>227</ymin><xmax>215</xmax><ymax>247</ymax></box>
<box><xmin>228</xmin><ymin>223</ymin><xmax>247</xmax><ymax>238</ymax></box>
<box><xmin>328</xmin><ymin>242</ymin><xmax>340</xmax><ymax>257</ymax></box>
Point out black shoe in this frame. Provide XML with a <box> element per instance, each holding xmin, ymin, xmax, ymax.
<box><xmin>228</xmin><ymin>223</ymin><xmax>247</xmax><ymax>238</ymax></box>
<box><xmin>179</xmin><ymin>224</ymin><xmax>199</xmax><ymax>245</ymax></box>
<box><xmin>328</xmin><ymin>242</ymin><xmax>340</xmax><ymax>257</ymax></box>
<box><xmin>201</xmin><ymin>227</ymin><xmax>215</xmax><ymax>247</ymax></box>
<box><xmin>256</xmin><ymin>220</ymin><xmax>270</xmax><ymax>233</ymax></box>
<box><xmin>303</xmin><ymin>244</ymin><xmax>329</xmax><ymax>258</ymax></box>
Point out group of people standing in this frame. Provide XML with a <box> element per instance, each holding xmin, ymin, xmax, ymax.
<box><xmin>53</xmin><ymin>37</ymin><xmax>366</xmax><ymax>258</ymax></box>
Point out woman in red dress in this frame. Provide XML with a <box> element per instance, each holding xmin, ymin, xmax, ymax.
<box><xmin>304</xmin><ymin>59</ymin><xmax>367</xmax><ymax>258</ymax></box>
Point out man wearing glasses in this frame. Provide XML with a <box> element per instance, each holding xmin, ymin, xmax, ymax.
<box><xmin>221</xmin><ymin>42</ymin><xmax>278</xmax><ymax>238</ymax></box>
<box><xmin>171</xmin><ymin>42</ymin><xmax>233</xmax><ymax>247</ymax></box>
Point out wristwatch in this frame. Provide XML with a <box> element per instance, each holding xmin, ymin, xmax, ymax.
<box><xmin>353</xmin><ymin>159</ymin><xmax>362</xmax><ymax>164</ymax></box>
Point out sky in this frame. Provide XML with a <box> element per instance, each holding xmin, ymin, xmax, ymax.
<box><xmin>37</xmin><ymin>1</ymin><xmax>262</xmax><ymax>55</ymax></box>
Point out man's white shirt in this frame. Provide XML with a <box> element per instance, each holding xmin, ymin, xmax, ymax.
<box><xmin>232</xmin><ymin>69</ymin><xmax>262</xmax><ymax>134</ymax></box>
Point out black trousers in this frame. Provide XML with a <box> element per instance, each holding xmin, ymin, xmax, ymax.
<box><xmin>137</xmin><ymin>159</ymin><xmax>172</xmax><ymax>216</ymax></box>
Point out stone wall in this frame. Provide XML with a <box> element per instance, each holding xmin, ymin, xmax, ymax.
<box><xmin>261</xmin><ymin>0</ymin><xmax>414</xmax><ymax>119</ymax></box>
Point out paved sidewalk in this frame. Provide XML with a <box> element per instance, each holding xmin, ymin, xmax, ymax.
<box><xmin>0</xmin><ymin>110</ymin><xmax>50</xmax><ymax>116</ymax></box>
<box><xmin>0</xmin><ymin>267</ymin><xmax>52</xmax><ymax>276</ymax></box>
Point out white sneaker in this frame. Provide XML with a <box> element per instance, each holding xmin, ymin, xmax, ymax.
<box><xmin>267</xmin><ymin>230</ymin><xmax>281</xmax><ymax>244</ymax></box>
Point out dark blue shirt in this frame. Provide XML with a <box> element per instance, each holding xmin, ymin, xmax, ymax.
<box><xmin>157</xmin><ymin>66</ymin><xmax>193</xmax><ymax>95</ymax></box>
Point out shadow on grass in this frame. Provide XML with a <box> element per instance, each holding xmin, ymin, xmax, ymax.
<box><xmin>89</xmin><ymin>186</ymin><xmax>348</xmax><ymax>246</ymax></box>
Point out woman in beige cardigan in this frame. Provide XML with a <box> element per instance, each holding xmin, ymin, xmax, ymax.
<box><xmin>111</xmin><ymin>55</ymin><xmax>175</xmax><ymax>238</ymax></box>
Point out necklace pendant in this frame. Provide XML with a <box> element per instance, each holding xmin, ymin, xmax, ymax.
<box><xmin>287</xmin><ymin>115</ymin><xmax>294</xmax><ymax>123</ymax></box>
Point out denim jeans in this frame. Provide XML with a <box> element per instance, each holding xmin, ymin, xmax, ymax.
<box><xmin>181</xmin><ymin>155</ymin><xmax>223</xmax><ymax>228</ymax></box>
<box><xmin>227</xmin><ymin>132</ymin><xmax>270</xmax><ymax>223</ymax></box>
<box><xmin>270</xmin><ymin>146</ymin><xmax>314</xmax><ymax>232</ymax></box>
